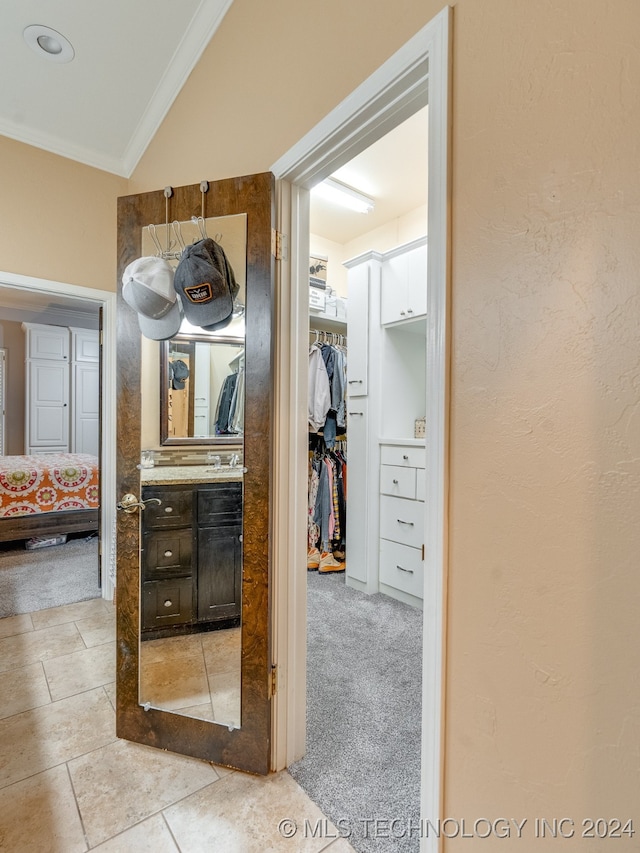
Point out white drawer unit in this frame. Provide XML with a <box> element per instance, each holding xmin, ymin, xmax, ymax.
<box><xmin>380</xmin><ymin>444</ymin><xmax>425</xmax><ymax>469</ymax></box>
<box><xmin>380</xmin><ymin>464</ymin><xmax>416</xmax><ymax>500</ymax></box>
<box><xmin>379</xmin><ymin>539</ymin><xmax>424</xmax><ymax>598</ymax></box>
<box><xmin>380</xmin><ymin>495</ymin><xmax>424</xmax><ymax>550</ymax></box>
<box><xmin>416</xmin><ymin>473</ymin><xmax>426</xmax><ymax>502</ymax></box>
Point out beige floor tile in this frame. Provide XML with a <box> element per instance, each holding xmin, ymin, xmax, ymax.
<box><xmin>89</xmin><ymin>813</ymin><xmax>178</xmax><ymax>852</ymax></box>
<box><xmin>201</xmin><ymin>627</ymin><xmax>241</xmax><ymax>675</ymax></box>
<box><xmin>0</xmin><ymin>686</ymin><xmax>115</xmax><ymax>789</ymax></box>
<box><xmin>0</xmin><ymin>661</ymin><xmax>51</xmax><ymax>720</ymax></box>
<box><xmin>0</xmin><ymin>621</ymin><xmax>85</xmax><ymax>674</ymax></box>
<box><xmin>104</xmin><ymin>681</ymin><xmax>117</xmax><ymax>710</ymax></box>
<box><xmin>31</xmin><ymin>597</ymin><xmax>111</xmax><ymax>630</ymax></box>
<box><xmin>173</xmin><ymin>701</ymin><xmax>215</xmax><ymax>721</ymax></box>
<box><xmin>75</xmin><ymin>610</ymin><xmax>115</xmax><ymax>648</ymax></box>
<box><xmin>0</xmin><ymin>612</ymin><xmax>34</xmax><ymax>640</ymax></box>
<box><xmin>164</xmin><ymin>770</ymin><xmax>337</xmax><ymax>853</ymax></box>
<box><xmin>140</xmin><ymin>655</ymin><xmax>210</xmax><ymax>711</ymax></box>
<box><xmin>139</xmin><ymin>633</ymin><xmax>205</xmax><ymax>665</ymax></box>
<box><xmin>69</xmin><ymin>738</ymin><xmax>220</xmax><ymax>848</ymax></box>
<box><xmin>0</xmin><ymin>765</ymin><xmax>87</xmax><ymax>853</ymax></box>
<box><xmin>44</xmin><ymin>641</ymin><xmax>116</xmax><ymax>701</ymax></box>
<box><xmin>320</xmin><ymin>838</ymin><xmax>359</xmax><ymax>852</ymax></box>
<box><xmin>208</xmin><ymin>671</ymin><xmax>241</xmax><ymax>729</ymax></box>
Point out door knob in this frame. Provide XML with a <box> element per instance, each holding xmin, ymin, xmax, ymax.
<box><xmin>116</xmin><ymin>493</ymin><xmax>161</xmax><ymax>513</ymax></box>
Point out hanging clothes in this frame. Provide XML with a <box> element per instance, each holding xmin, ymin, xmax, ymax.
<box><xmin>308</xmin><ymin>343</ymin><xmax>331</xmax><ymax>432</ymax></box>
<box><xmin>307</xmin><ymin>436</ymin><xmax>348</xmax><ymax>571</ymax></box>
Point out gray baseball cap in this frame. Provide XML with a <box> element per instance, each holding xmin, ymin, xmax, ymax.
<box><xmin>174</xmin><ymin>238</ymin><xmax>238</xmax><ymax>329</ymax></box>
<box><xmin>122</xmin><ymin>256</ymin><xmax>183</xmax><ymax>340</ymax></box>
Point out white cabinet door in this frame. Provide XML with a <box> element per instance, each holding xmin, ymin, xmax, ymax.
<box><xmin>345</xmin><ymin>399</ymin><xmax>368</xmax><ymax>584</ymax></box>
<box><xmin>380</xmin><ymin>240</ymin><xmax>427</xmax><ymax>325</ymax></box>
<box><xmin>71</xmin><ymin>328</ymin><xmax>100</xmax><ymax>362</ymax></box>
<box><xmin>346</xmin><ymin>264</ymin><xmax>369</xmax><ymax>396</ymax></box>
<box><xmin>27</xmin><ymin>325</ymin><xmax>69</xmax><ymax>362</ymax></box>
<box><xmin>29</xmin><ymin>361</ymin><xmax>69</xmax><ymax>449</ymax></box>
<box><xmin>73</xmin><ymin>362</ymin><xmax>99</xmax><ymax>455</ymax></box>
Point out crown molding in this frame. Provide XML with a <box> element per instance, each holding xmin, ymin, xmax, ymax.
<box><xmin>0</xmin><ymin>0</ymin><xmax>234</xmax><ymax>178</ymax></box>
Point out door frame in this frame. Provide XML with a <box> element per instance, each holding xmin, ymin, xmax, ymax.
<box><xmin>270</xmin><ymin>5</ymin><xmax>451</xmax><ymax>845</ymax></box>
<box><xmin>0</xmin><ymin>270</ymin><xmax>117</xmax><ymax>600</ymax></box>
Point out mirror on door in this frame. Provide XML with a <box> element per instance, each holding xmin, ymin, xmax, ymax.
<box><xmin>137</xmin><ymin>213</ymin><xmax>246</xmax><ymax>729</ymax></box>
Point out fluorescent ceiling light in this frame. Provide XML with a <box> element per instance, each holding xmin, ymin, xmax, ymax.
<box><xmin>311</xmin><ymin>177</ymin><xmax>375</xmax><ymax>214</ymax></box>
<box><xmin>23</xmin><ymin>25</ymin><xmax>75</xmax><ymax>63</ymax></box>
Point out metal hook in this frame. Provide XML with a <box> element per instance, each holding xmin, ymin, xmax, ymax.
<box><xmin>171</xmin><ymin>220</ymin><xmax>186</xmax><ymax>252</ymax></box>
<box><xmin>191</xmin><ymin>215</ymin><xmax>208</xmax><ymax>241</ymax></box>
<box><xmin>147</xmin><ymin>223</ymin><xmax>163</xmax><ymax>256</ymax></box>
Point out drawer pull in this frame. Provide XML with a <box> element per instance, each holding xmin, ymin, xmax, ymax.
<box><xmin>392</xmin><ymin>479</ymin><xmax>399</xmax><ymax>484</ymax></box>
<box><xmin>403</xmin><ymin>454</ymin><xmax>409</xmax><ymax>460</ymax></box>
<box><xmin>397</xmin><ymin>565</ymin><xmax>414</xmax><ymax>574</ymax></box>
<box><xmin>348</xmin><ymin>379</ymin><xmax>363</xmax><ymax>384</ymax></box>
<box><xmin>349</xmin><ymin>411</ymin><xmax>364</xmax><ymax>416</ymax></box>
<box><xmin>164</xmin><ymin>506</ymin><xmax>174</xmax><ymax>513</ymax></box>
<box><xmin>164</xmin><ymin>550</ymin><xmax>173</xmax><ymax>558</ymax></box>
<box><xmin>397</xmin><ymin>518</ymin><xmax>414</xmax><ymax>526</ymax></box>
<box><xmin>400</xmin><ymin>310</ymin><xmax>406</xmax><ymax>316</ymax></box>
<box><xmin>163</xmin><ymin>599</ymin><xmax>173</xmax><ymax>608</ymax></box>
<box><xmin>407</xmin><ymin>308</ymin><xmax>414</xmax><ymax>314</ymax></box>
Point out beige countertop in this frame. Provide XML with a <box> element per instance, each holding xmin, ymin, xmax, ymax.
<box><xmin>140</xmin><ymin>465</ymin><xmax>244</xmax><ymax>486</ymax></box>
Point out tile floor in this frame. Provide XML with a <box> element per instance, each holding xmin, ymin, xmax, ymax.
<box><xmin>0</xmin><ymin>598</ymin><xmax>356</xmax><ymax>852</ymax></box>
<box><xmin>139</xmin><ymin>627</ymin><xmax>240</xmax><ymax>726</ymax></box>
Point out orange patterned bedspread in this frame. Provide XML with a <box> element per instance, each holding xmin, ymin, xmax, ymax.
<box><xmin>0</xmin><ymin>454</ymin><xmax>99</xmax><ymax>518</ymax></box>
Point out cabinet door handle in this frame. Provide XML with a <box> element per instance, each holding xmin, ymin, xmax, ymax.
<box><xmin>163</xmin><ymin>599</ymin><xmax>173</xmax><ymax>608</ymax></box>
<box><xmin>164</xmin><ymin>550</ymin><xmax>173</xmax><ymax>558</ymax></box>
<box><xmin>164</xmin><ymin>506</ymin><xmax>174</xmax><ymax>513</ymax></box>
<box><xmin>400</xmin><ymin>310</ymin><xmax>406</xmax><ymax>316</ymax></box>
<box><xmin>396</xmin><ymin>565</ymin><xmax>414</xmax><ymax>574</ymax></box>
<box><xmin>349</xmin><ymin>411</ymin><xmax>364</xmax><ymax>416</ymax></box>
<box><xmin>407</xmin><ymin>308</ymin><xmax>414</xmax><ymax>314</ymax></box>
<box><xmin>397</xmin><ymin>518</ymin><xmax>414</xmax><ymax>526</ymax></box>
<box><xmin>392</xmin><ymin>479</ymin><xmax>399</xmax><ymax>484</ymax></box>
<box><xmin>348</xmin><ymin>379</ymin><xmax>363</xmax><ymax>384</ymax></box>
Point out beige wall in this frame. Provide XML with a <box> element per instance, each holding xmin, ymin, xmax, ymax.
<box><xmin>1</xmin><ymin>0</ymin><xmax>638</xmax><ymax>843</ymax></box>
<box><xmin>0</xmin><ymin>136</ymin><xmax>127</xmax><ymax>291</ymax></box>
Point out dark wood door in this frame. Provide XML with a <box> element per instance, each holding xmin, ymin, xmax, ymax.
<box><xmin>115</xmin><ymin>173</ymin><xmax>274</xmax><ymax>774</ymax></box>
<box><xmin>197</xmin><ymin>524</ymin><xmax>242</xmax><ymax>621</ymax></box>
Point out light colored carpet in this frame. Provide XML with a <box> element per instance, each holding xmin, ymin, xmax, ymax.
<box><xmin>0</xmin><ymin>534</ymin><xmax>101</xmax><ymax>618</ymax></box>
<box><xmin>288</xmin><ymin>570</ymin><xmax>422</xmax><ymax>853</ymax></box>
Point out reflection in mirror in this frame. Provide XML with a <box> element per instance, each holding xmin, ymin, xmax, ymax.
<box><xmin>139</xmin><ymin>213</ymin><xmax>247</xmax><ymax>728</ymax></box>
<box><xmin>161</xmin><ymin>337</ymin><xmax>245</xmax><ymax>443</ymax></box>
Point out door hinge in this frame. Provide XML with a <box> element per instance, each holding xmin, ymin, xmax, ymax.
<box><xmin>269</xmin><ymin>664</ymin><xmax>278</xmax><ymax>697</ymax></box>
<box><xmin>422</xmin><ymin>544</ymin><xmax>425</xmax><ymax>561</ymax></box>
<box><xmin>271</xmin><ymin>229</ymin><xmax>287</xmax><ymax>261</ymax></box>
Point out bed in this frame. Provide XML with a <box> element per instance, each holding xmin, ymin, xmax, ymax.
<box><xmin>0</xmin><ymin>453</ymin><xmax>100</xmax><ymax>543</ymax></box>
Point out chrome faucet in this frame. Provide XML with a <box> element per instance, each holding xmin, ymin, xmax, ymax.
<box><xmin>229</xmin><ymin>453</ymin><xmax>240</xmax><ymax>468</ymax></box>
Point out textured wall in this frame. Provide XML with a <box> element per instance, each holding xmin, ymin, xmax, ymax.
<box><xmin>129</xmin><ymin>0</ymin><xmax>640</xmax><ymax>843</ymax></box>
<box><xmin>0</xmin><ymin>136</ymin><xmax>127</xmax><ymax>291</ymax></box>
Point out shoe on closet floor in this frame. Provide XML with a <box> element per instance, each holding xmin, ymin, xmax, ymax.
<box><xmin>319</xmin><ymin>551</ymin><xmax>345</xmax><ymax>572</ymax></box>
<box><xmin>307</xmin><ymin>547</ymin><xmax>321</xmax><ymax>570</ymax></box>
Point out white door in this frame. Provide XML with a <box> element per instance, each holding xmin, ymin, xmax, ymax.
<box><xmin>73</xmin><ymin>362</ymin><xmax>99</xmax><ymax>455</ymax></box>
<box><xmin>29</xmin><ymin>360</ymin><xmax>69</xmax><ymax>449</ymax></box>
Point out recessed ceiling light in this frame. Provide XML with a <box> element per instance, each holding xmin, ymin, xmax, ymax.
<box><xmin>311</xmin><ymin>177</ymin><xmax>375</xmax><ymax>214</ymax></box>
<box><xmin>23</xmin><ymin>25</ymin><xmax>75</xmax><ymax>63</ymax></box>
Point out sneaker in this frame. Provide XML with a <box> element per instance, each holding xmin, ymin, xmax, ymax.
<box><xmin>319</xmin><ymin>551</ymin><xmax>345</xmax><ymax>572</ymax></box>
<box><xmin>307</xmin><ymin>547</ymin><xmax>321</xmax><ymax>570</ymax></box>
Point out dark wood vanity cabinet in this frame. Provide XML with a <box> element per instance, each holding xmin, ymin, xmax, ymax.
<box><xmin>141</xmin><ymin>481</ymin><xmax>242</xmax><ymax>637</ymax></box>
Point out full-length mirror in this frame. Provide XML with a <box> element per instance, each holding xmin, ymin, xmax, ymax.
<box><xmin>116</xmin><ymin>175</ymin><xmax>273</xmax><ymax>775</ymax></box>
<box><xmin>138</xmin><ymin>214</ymin><xmax>246</xmax><ymax>728</ymax></box>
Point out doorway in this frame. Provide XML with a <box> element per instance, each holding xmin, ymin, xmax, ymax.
<box><xmin>0</xmin><ymin>273</ymin><xmax>117</xmax><ymax>604</ymax></box>
<box><xmin>270</xmin><ymin>7</ymin><xmax>450</xmax><ymax>843</ymax></box>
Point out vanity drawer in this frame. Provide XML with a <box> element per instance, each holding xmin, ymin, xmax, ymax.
<box><xmin>142</xmin><ymin>577</ymin><xmax>193</xmax><ymax>629</ymax></box>
<box><xmin>142</xmin><ymin>529</ymin><xmax>192</xmax><ymax>579</ymax></box>
<box><xmin>380</xmin><ymin>495</ymin><xmax>424</xmax><ymax>549</ymax></box>
<box><xmin>142</xmin><ymin>487</ymin><xmax>193</xmax><ymax>529</ymax></box>
<box><xmin>380</xmin><ymin>465</ymin><xmax>416</xmax><ymax>499</ymax></box>
<box><xmin>380</xmin><ymin>445</ymin><xmax>425</xmax><ymax>469</ymax></box>
<box><xmin>198</xmin><ymin>482</ymin><xmax>243</xmax><ymax>526</ymax></box>
<box><xmin>379</xmin><ymin>539</ymin><xmax>424</xmax><ymax>599</ymax></box>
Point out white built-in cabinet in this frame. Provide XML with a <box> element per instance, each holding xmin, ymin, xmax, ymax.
<box><xmin>23</xmin><ymin>323</ymin><xmax>99</xmax><ymax>456</ymax></box>
<box><xmin>193</xmin><ymin>344</ymin><xmax>211</xmax><ymax>437</ymax></box>
<box><xmin>345</xmin><ymin>237</ymin><xmax>427</xmax><ymax>607</ymax></box>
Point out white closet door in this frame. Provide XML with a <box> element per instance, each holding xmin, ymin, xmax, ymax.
<box><xmin>28</xmin><ymin>326</ymin><xmax>69</xmax><ymax>362</ymax></box>
<box><xmin>73</xmin><ymin>362</ymin><xmax>99</xmax><ymax>455</ymax></box>
<box><xmin>346</xmin><ymin>265</ymin><xmax>369</xmax><ymax>396</ymax></box>
<box><xmin>29</xmin><ymin>361</ymin><xmax>69</xmax><ymax>449</ymax></box>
